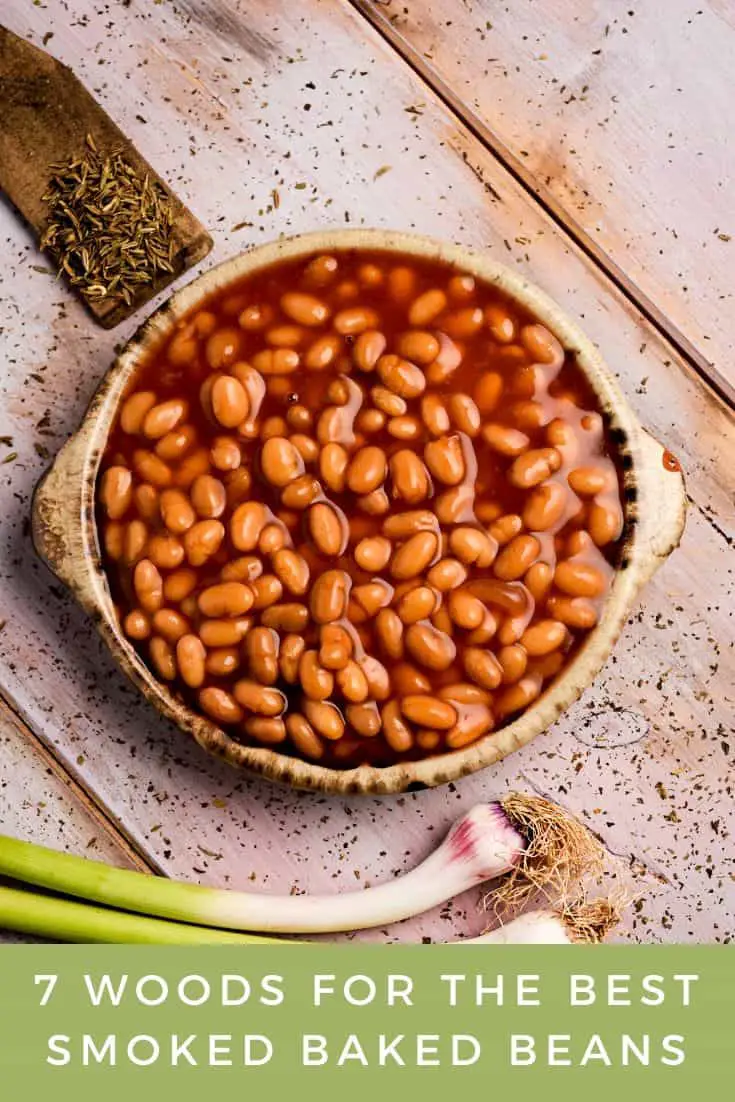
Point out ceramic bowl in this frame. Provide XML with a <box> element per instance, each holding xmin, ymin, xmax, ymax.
<box><xmin>32</xmin><ymin>229</ymin><xmax>686</xmax><ymax>794</ymax></box>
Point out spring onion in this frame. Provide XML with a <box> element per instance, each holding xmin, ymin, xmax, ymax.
<box><xmin>0</xmin><ymin>794</ymin><xmax>602</xmax><ymax>934</ymax></box>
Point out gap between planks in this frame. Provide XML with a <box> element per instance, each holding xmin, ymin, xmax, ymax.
<box><xmin>348</xmin><ymin>0</ymin><xmax>735</xmax><ymax>412</ymax></box>
<box><xmin>0</xmin><ymin>690</ymin><xmax>159</xmax><ymax>876</ymax></box>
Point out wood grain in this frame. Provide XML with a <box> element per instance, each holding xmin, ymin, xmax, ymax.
<box><xmin>0</xmin><ymin>24</ymin><xmax>213</xmax><ymax>327</ymax></box>
<box><xmin>0</xmin><ymin>0</ymin><xmax>732</xmax><ymax>943</ymax></box>
<box><xmin>356</xmin><ymin>0</ymin><xmax>735</xmax><ymax>400</ymax></box>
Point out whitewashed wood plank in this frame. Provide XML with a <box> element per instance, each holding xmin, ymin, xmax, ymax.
<box><xmin>0</xmin><ymin>0</ymin><xmax>732</xmax><ymax>944</ymax></box>
<box><xmin>359</xmin><ymin>0</ymin><xmax>735</xmax><ymax>388</ymax></box>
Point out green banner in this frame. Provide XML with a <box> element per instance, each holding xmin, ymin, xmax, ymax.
<box><xmin>0</xmin><ymin>945</ymin><xmax>732</xmax><ymax>1099</ymax></box>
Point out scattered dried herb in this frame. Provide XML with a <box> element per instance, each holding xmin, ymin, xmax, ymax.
<box><xmin>40</xmin><ymin>134</ymin><xmax>176</xmax><ymax>307</ymax></box>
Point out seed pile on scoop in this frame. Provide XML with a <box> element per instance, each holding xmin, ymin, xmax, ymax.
<box><xmin>98</xmin><ymin>250</ymin><xmax>624</xmax><ymax>766</ymax></box>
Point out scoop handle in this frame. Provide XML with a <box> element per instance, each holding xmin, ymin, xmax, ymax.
<box><xmin>634</xmin><ymin>428</ymin><xmax>687</xmax><ymax>583</ymax></box>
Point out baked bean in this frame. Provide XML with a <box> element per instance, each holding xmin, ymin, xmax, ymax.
<box><xmin>397</xmin><ymin>330</ymin><xmax>440</xmax><ymax>365</ymax></box>
<box><xmin>143</xmin><ymin>399</ymin><xmax>188</xmax><ymax>440</ymax></box>
<box><xmin>523</xmin><ymin>481</ymin><xmax>567</xmax><ymax>531</ymax></box>
<box><xmin>279</xmin><ymin>634</ymin><xmax>306</xmax><ymax>683</ymax></box>
<box><xmin>475</xmin><ymin>501</ymin><xmax>503</xmax><ymax>524</ymax></box>
<box><xmin>267</xmin><ymin>326</ymin><xmax>306</xmax><ymax>348</ymax></box>
<box><xmin>317</xmin><ymin>403</ymin><xmax>358</xmax><ymax>448</ymax></box>
<box><xmin>268</xmin><ymin>548</ymin><xmax>308</xmax><ymax>595</ymax></box>
<box><xmin>546</xmin><ymin>595</ymin><xmax>598</xmax><ymax>629</ymax></box>
<box><xmin>497</xmin><ymin>643</ymin><xmax>528</xmax><ymax>684</ymax></box>
<box><xmin>356</xmin><ymin>408</ymin><xmax>386</xmax><ymax>434</ymax></box>
<box><xmin>299</xmin><ymin>647</ymin><xmax>332</xmax><ymax>700</ymax></box>
<box><xmin>326</xmin><ymin>303</ymin><xmax>378</xmax><ymax>335</ymax></box>
<box><xmin>281</xmin><ymin>291</ymin><xmax>330</xmax><ymax>327</ymax></box>
<box><xmin>121</xmin><ymin>391</ymin><xmax>157</xmax><ymax>434</ymax></box>
<box><xmin>524</xmin><ymin>561</ymin><xmax>553</xmax><ymax>604</ymax></box>
<box><xmin>425</xmin><ymin>558</ymin><xmax>467</xmax><ymax>592</ymax></box>
<box><xmin>568</xmin><ymin>466</ymin><xmax>609</xmax><ymax>496</ymax></box>
<box><xmin>176</xmin><ymin>634</ymin><xmax>206</xmax><ymax>687</ymax></box>
<box><xmin>164</xmin><ymin>568</ymin><xmax>198</xmax><ymax>602</ymax></box>
<box><xmin>238</xmin><ymin>303</ymin><xmax>274</xmax><ymax>331</ymax></box>
<box><xmin>303</xmin><ymin>699</ymin><xmax>345</xmax><ymax>740</ymax></box>
<box><xmin>427</xmin><ymin>332</ymin><xmax>463</xmax><ymax>384</ymax></box>
<box><xmin>308</xmin><ymin>502</ymin><xmax>347</xmax><ymax>556</ymax></box>
<box><xmin>447</xmin><ymin>274</ymin><xmax>476</xmax><ymax>301</ymax></box>
<box><xmin>420</xmin><ymin>393</ymin><xmax>450</xmax><ymax>436</ymax></box>
<box><xmin>206</xmin><ymin>327</ymin><xmax>241</xmax><ymax>369</ymax></box>
<box><xmin>446</xmin><ymin>704</ymin><xmax>495</xmax><ymax>749</ymax></box>
<box><xmin>554</xmin><ymin>560</ymin><xmax>608</xmax><ymax>597</ymax></box>
<box><xmin>346</xmin><ymin>701</ymin><xmax>382</xmax><ymax>737</ymax></box>
<box><xmin>448</xmin><ymin>589</ymin><xmax>486</xmax><ymax>630</ymax></box>
<box><xmin>347</xmin><ymin>446</ymin><xmax>388</xmax><ymax>494</ymax></box>
<box><xmin>173</xmin><ymin>448</ymin><xmax>211</xmax><ymax>491</ymax></box>
<box><xmin>184</xmin><ymin>519</ymin><xmax>225</xmax><ymax>565</ymax></box>
<box><xmin>319</xmin><ymin>624</ymin><xmax>353</xmax><ymax>670</ymax></box>
<box><xmin>166</xmin><ymin>328</ymin><xmax>198</xmax><ymax>366</ymax></box>
<box><xmin>198</xmin><ymin>582</ymin><xmax>254</xmax><ymax>618</ymax></box>
<box><xmin>473</xmin><ymin>371</ymin><xmax>504</xmax><ymax>413</ymax></box>
<box><xmin>443</xmin><ymin>306</ymin><xmax>483</xmax><ymax>339</ymax></box>
<box><xmin>439</xmin><ymin>681</ymin><xmax>491</xmax><ymax>705</ymax></box>
<box><xmin>448</xmin><ymin>393</ymin><xmax>481</xmax><ymax>437</ymax></box>
<box><xmin>424</xmin><ymin>434</ymin><xmax>466</xmax><ymax>486</ymax></box>
<box><xmin>381</xmin><ymin>699</ymin><xmax>414</xmax><ymax>753</ymax></box>
<box><xmin>370</xmin><ymin>386</ymin><xmax>406</xmax><ymax>418</ymax></box>
<box><xmin>482</xmin><ymin>422</ymin><xmax>530</xmax><ymax>456</ymax></box>
<box><xmin>317</xmin><ymin>442</ymin><xmax>347</xmax><ymax>493</ymax></box>
<box><xmin>496</xmin><ymin>672</ymin><xmax>543</xmax><ymax>719</ymax></box>
<box><xmin>494</xmin><ymin>534</ymin><xmax>541</xmax><ymax>580</ymax></box>
<box><xmin>466</xmin><ymin>607</ymin><xmax>498</xmax><ymax>645</ymax></box>
<box><xmin>218</xmin><ymin>559</ymin><xmax>261</xmax><ymax>587</ymax></box>
<box><xmin>199</xmin><ymin>618</ymin><xmax>252</xmax><ymax>648</ymax></box>
<box><xmin>401</xmin><ymin>695</ymin><xmax>457</xmax><ymax>729</ymax></box>
<box><xmin>310</xmin><ymin>570</ymin><xmax>350</xmax><ymax>624</ymax></box>
<box><xmin>387</xmin><ymin>450</ymin><xmax>430</xmax><ymax>505</ymax></box>
<box><xmin>286</xmin><ymin>712</ymin><xmax>325</xmax><ymax>759</ymax></box>
<box><xmin>208</xmin><ymin>435</ymin><xmax>240</xmax><ymax>472</ymax></box>
<box><xmin>250</xmin><ymin>574</ymin><xmax>284</xmax><ymax>610</ymax></box>
<box><xmin>279</xmin><ymin>475</ymin><xmax>320</xmax><ymax>511</ymax></box>
<box><xmin>156</xmin><ymin>424</ymin><xmax>196</xmax><ymax>462</ymax></box>
<box><xmin>588</xmin><ymin>501</ymin><xmax>623</xmax><ymax>546</ymax></box>
<box><xmin>260</xmin><ymin>603</ymin><xmax>309</xmax><ymax>632</ymax></box>
<box><xmin>133</xmin><ymin>484</ymin><xmax>159</xmax><ymax>522</ymax></box>
<box><xmin>206</xmin><ymin>648</ymin><xmax>241</xmax><ymax>677</ymax></box>
<box><xmin>99</xmin><ymin>466</ymin><xmax>133</xmax><ymax>519</ymax></box>
<box><xmin>377</xmin><ymin>354</ymin><xmax>426</xmax><ymax>399</ymax></box>
<box><xmin>208</xmin><ymin>375</ymin><xmax>248</xmax><ymax>430</ymax></box>
<box><xmin>488</xmin><ymin>513</ymin><xmax>523</xmax><ymax>545</ymax></box>
<box><xmin>150</xmin><ymin>636</ymin><xmax>177</xmax><ymax>680</ymax></box>
<box><xmin>387</xmin><ymin>415</ymin><xmax>422</xmax><ymax>441</ymax></box>
<box><xmin>405</xmin><ymin>622</ymin><xmax>456</xmax><ymax>670</ymax></box>
<box><xmin>434</xmin><ymin>484</ymin><xmax>475</xmax><ymax>525</ymax></box>
<box><xmin>132</xmin><ymin>450</ymin><xmax>172</xmax><ymax>489</ymax></box>
<box><xmin>408</xmin><ymin>288</ymin><xmax>447</xmax><ymax>326</ymax></box>
<box><xmin>243</xmin><ymin>716</ymin><xmax>287</xmax><ymax>744</ymax></box>
<box><xmin>123</xmin><ymin>609</ymin><xmax>150</xmax><ymax>641</ymax></box>
<box><xmin>133</xmin><ymin>559</ymin><xmax>163</xmax><ymax>613</ymax></box>
<box><xmin>230</xmin><ymin>501</ymin><xmax>267</xmax><ymax>552</ymax></box>
<box><xmin>462</xmin><ymin>647</ymin><xmax>503</xmax><ymax>690</ymax></box>
<box><xmin>520</xmin><ymin>619</ymin><xmax>568</xmax><ymax>657</ymax></box>
<box><xmin>336</xmin><ymin>660</ymin><xmax>370</xmax><ymax>703</ymax></box>
<box><xmin>303</xmin><ymin>254</ymin><xmax>339</xmax><ymax>287</ymax></box>
<box><xmin>390</xmin><ymin>530</ymin><xmax>439</xmax><ymax>580</ymax></box>
<box><xmin>158</xmin><ymin>489</ymin><xmax>195</xmax><ymax>534</ymax></box>
<box><xmin>397</xmin><ymin>585</ymin><xmax>438</xmax><ymax>624</ymax></box>
<box><xmin>146</xmin><ymin>532</ymin><xmax>185</xmax><ymax>570</ymax></box>
<box><xmin>449</xmin><ymin>527</ymin><xmax>497</xmax><ymax>568</ymax></box>
<box><xmin>374</xmin><ymin>608</ymin><xmax>404</xmax><ymax>659</ymax></box>
<box><xmin>305</xmin><ymin>332</ymin><xmax>341</xmax><ymax>371</ymax></box>
<box><xmin>565</xmin><ymin>530</ymin><xmax>594</xmax><ymax>557</ymax></box>
<box><xmin>508</xmin><ymin>447</ymin><xmax>562</xmax><ymax>488</ymax></box>
<box><xmin>485</xmin><ymin>304</ymin><xmax>516</xmax><ymax>343</ymax></box>
<box><xmin>251</xmin><ymin>348</ymin><xmax>300</xmax><ymax>375</ymax></box>
<box><xmin>233</xmin><ymin>679</ymin><xmax>286</xmax><ymax>716</ymax></box>
<box><xmin>121</xmin><ymin>519</ymin><xmax>147</xmax><ymax>565</ymax></box>
<box><xmin>260</xmin><ymin>436</ymin><xmax>304</xmax><ymax>488</ymax></box>
<box><xmin>353</xmin><ymin>536</ymin><xmax>391</xmax><ymax>573</ymax></box>
<box><xmin>358</xmin><ymin>655</ymin><xmax>390</xmax><ymax>701</ymax></box>
<box><xmin>353</xmin><ymin>330</ymin><xmax>387</xmax><ymax>372</ymax></box>
<box><xmin>352</xmin><ymin>580</ymin><xmax>393</xmax><ymax>618</ymax></box>
<box><xmin>521</xmin><ymin>323</ymin><xmax>563</xmax><ymax>366</ymax></box>
<box><xmin>199</xmin><ymin>686</ymin><xmax>244</xmax><ymax>724</ymax></box>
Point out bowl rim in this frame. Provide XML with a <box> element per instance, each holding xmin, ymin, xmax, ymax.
<box><xmin>32</xmin><ymin>228</ymin><xmax>687</xmax><ymax>794</ymax></box>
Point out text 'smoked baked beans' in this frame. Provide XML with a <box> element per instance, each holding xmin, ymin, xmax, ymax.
<box><xmin>98</xmin><ymin>250</ymin><xmax>624</xmax><ymax>768</ymax></box>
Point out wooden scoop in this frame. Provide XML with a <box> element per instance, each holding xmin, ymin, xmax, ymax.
<box><xmin>0</xmin><ymin>24</ymin><xmax>212</xmax><ymax>328</ymax></box>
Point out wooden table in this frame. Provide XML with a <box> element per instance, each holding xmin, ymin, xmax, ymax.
<box><xmin>1</xmin><ymin>0</ymin><xmax>732</xmax><ymax>944</ymax></box>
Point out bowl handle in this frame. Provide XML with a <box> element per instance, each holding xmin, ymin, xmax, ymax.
<box><xmin>31</xmin><ymin>428</ymin><xmax>96</xmax><ymax>606</ymax></box>
<box><xmin>634</xmin><ymin>428</ymin><xmax>687</xmax><ymax>583</ymax></box>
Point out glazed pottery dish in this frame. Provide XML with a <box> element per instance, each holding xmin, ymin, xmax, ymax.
<box><xmin>32</xmin><ymin>229</ymin><xmax>686</xmax><ymax>793</ymax></box>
